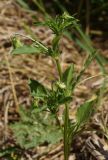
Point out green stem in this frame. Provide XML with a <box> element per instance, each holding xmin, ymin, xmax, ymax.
<box><xmin>55</xmin><ymin>58</ymin><xmax>69</xmax><ymax>160</ymax></box>
<box><xmin>55</xmin><ymin>58</ymin><xmax>62</xmax><ymax>80</ymax></box>
<box><xmin>55</xmin><ymin>114</ymin><xmax>63</xmax><ymax>134</ymax></box>
<box><xmin>64</xmin><ymin>103</ymin><xmax>69</xmax><ymax>160</ymax></box>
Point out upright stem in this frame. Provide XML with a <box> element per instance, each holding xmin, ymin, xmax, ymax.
<box><xmin>55</xmin><ymin>58</ymin><xmax>62</xmax><ymax>80</ymax></box>
<box><xmin>55</xmin><ymin>58</ymin><xmax>69</xmax><ymax>160</ymax></box>
<box><xmin>64</xmin><ymin>103</ymin><xmax>69</xmax><ymax>160</ymax></box>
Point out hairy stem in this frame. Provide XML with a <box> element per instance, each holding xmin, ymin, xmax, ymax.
<box><xmin>55</xmin><ymin>58</ymin><xmax>70</xmax><ymax>160</ymax></box>
<box><xmin>64</xmin><ymin>103</ymin><xmax>69</xmax><ymax>160</ymax></box>
<box><xmin>55</xmin><ymin>58</ymin><xmax>62</xmax><ymax>80</ymax></box>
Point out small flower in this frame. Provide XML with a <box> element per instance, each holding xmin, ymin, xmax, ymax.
<box><xmin>56</xmin><ymin>81</ymin><xmax>66</xmax><ymax>89</ymax></box>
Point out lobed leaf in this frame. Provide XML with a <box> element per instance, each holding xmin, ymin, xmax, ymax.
<box><xmin>29</xmin><ymin>79</ymin><xmax>48</xmax><ymax>98</ymax></box>
<box><xmin>11</xmin><ymin>107</ymin><xmax>62</xmax><ymax>149</ymax></box>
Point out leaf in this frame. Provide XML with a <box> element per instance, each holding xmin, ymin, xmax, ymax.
<box><xmin>18</xmin><ymin>107</ymin><xmax>31</xmax><ymax>122</ymax></box>
<box><xmin>0</xmin><ymin>147</ymin><xmax>20</xmax><ymax>159</ymax></box>
<box><xmin>75</xmin><ymin>38</ymin><xmax>108</xmax><ymax>64</ymax></box>
<box><xmin>75</xmin><ymin>38</ymin><xmax>91</xmax><ymax>53</ymax></box>
<box><xmin>52</xmin><ymin>35</ymin><xmax>61</xmax><ymax>50</ymax></box>
<box><xmin>16</xmin><ymin>0</ymin><xmax>30</xmax><ymax>10</ymax></box>
<box><xmin>62</xmin><ymin>64</ymin><xmax>74</xmax><ymax>88</ymax></box>
<box><xmin>76</xmin><ymin>96</ymin><xmax>97</xmax><ymax>125</ymax></box>
<box><xmin>11</xmin><ymin>107</ymin><xmax>62</xmax><ymax>149</ymax></box>
<box><xmin>29</xmin><ymin>79</ymin><xmax>48</xmax><ymax>98</ymax></box>
<box><xmin>12</xmin><ymin>45</ymin><xmax>43</xmax><ymax>55</ymax></box>
<box><xmin>75</xmin><ymin>25</ymin><xmax>106</xmax><ymax>73</ymax></box>
<box><xmin>34</xmin><ymin>21</ymin><xmax>46</xmax><ymax>26</ymax></box>
<box><xmin>45</xmin><ymin>129</ymin><xmax>62</xmax><ymax>144</ymax></box>
<box><xmin>34</xmin><ymin>13</ymin><xmax>78</xmax><ymax>35</ymax></box>
<box><xmin>58</xmin><ymin>96</ymin><xmax>72</xmax><ymax>104</ymax></box>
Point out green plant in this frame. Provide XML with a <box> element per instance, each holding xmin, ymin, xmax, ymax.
<box><xmin>11</xmin><ymin>107</ymin><xmax>62</xmax><ymax>149</ymax></box>
<box><xmin>11</xmin><ymin>13</ymin><xmax>102</xmax><ymax>160</ymax></box>
<box><xmin>0</xmin><ymin>147</ymin><xmax>22</xmax><ymax>160</ymax></box>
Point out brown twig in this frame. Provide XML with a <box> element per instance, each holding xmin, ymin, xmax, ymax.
<box><xmin>4</xmin><ymin>49</ymin><xmax>19</xmax><ymax>112</ymax></box>
<box><xmin>4</xmin><ymin>102</ymin><xmax>10</xmax><ymax>140</ymax></box>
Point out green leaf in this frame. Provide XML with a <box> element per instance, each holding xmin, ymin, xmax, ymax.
<box><xmin>75</xmin><ymin>38</ymin><xmax>108</xmax><ymax>64</ymax></box>
<box><xmin>12</xmin><ymin>45</ymin><xmax>42</xmax><ymax>55</ymax></box>
<box><xmin>29</xmin><ymin>79</ymin><xmax>48</xmax><ymax>98</ymax></box>
<box><xmin>76</xmin><ymin>96</ymin><xmax>97</xmax><ymax>125</ymax></box>
<box><xmin>34</xmin><ymin>13</ymin><xmax>78</xmax><ymax>35</ymax></box>
<box><xmin>45</xmin><ymin>129</ymin><xmax>62</xmax><ymax>144</ymax></box>
<box><xmin>75</xmin><ymin>25</ymin><xmax>106</xmax><ymax>73</ymax></box>
<box><xmin>0</xmin><ymin>147</ymin><xmax>20</xmax><ymax>159</ymax></box>
<box><xmin>34</xmin><ymin>21</ymin><xmax>46</xmax><ymax>26</ymax></box>
<box><xmin>75</xmin><ymin>38</ymin><xmax>91</xmax><ymax>54</ymax></box>
<box><xmin>52</xmin><ymin>35</ymin><xmax>61</xmax><ymax>50</ymax></box>
<box><xmin>62</xmin><ymin>64</ymin><xmax>74</xmax><ymax>88</ymax></box>
<box><xmin>11</xmin><ymin>107</ymin><xmax>62</xmax><ymax>149</ymax></box>
<box><xmin>58</xmin><ymin>96</ymin><xmax>72</xmax><ymax>104</ymax></box>
<box><xmin>16</xmin><ymin>0</ymin><xmax>30</xmax><ymax>10</ymax></box>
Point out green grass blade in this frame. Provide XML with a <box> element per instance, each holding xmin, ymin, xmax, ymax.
<box><xmin>16</xmin><ymin>0</ymin><xmax>30</xmax><ymax>10</ymax></box>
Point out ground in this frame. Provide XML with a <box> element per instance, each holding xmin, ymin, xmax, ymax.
<box><xmin>0</xmin><ymin>0</ymin><xmax>108</xmax><ymax>160</ymax></box>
